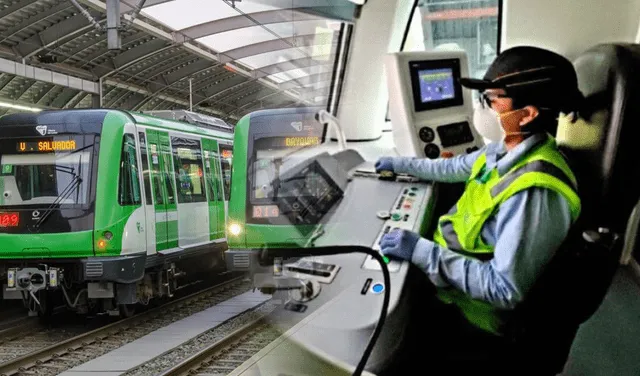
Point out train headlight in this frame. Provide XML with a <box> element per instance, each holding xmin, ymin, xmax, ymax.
<box><xmin>228</xmin><ymin>223</ymin><xmax>242</xmax><ymax>236</ymax></box>
<box><xmin>7</xmin><ymin>269</ymin><xmax>16</xmax><ymax>288</ymax></box>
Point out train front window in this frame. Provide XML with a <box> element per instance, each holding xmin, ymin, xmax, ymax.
<box><xmin>251</xmin><ymin>137</ymin><xmax>321</xmax><ymax>201</ymax></box>
<box><xmin>0</xmin><ymin>136</ymin><xmax>94</xmax><ymax>208</ymax></box>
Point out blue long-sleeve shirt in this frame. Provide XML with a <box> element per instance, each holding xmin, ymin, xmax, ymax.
<box><xmin>391</xmin><ymin>133</ymin><xmax>573</xmax><ymax>310</ymax></box>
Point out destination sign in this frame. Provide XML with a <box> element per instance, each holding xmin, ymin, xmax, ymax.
<box><xmin>284</xmin><ymin>136</ymin><xmax>320</xmax><ymax>147</ymax></box>
<box><xmin>17</xmin><ymin>140</ymin><xmax>77</xmax><ymax>153</ymax></box>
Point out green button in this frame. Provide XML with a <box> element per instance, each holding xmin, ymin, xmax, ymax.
<box><xmin>383</xmin><ymin>256</ymin><xmax>390</xmax><ymax>264</ymax></box>
<box><xmin>392</xmin><ymin>213</ymin><xmax>402</xmax><ymax>221</ymax></box>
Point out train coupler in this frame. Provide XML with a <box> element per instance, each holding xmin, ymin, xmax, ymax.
<box><xmin>4</xmin><ymin>266</ymin><xmax>62</xmax><ymax>301</ymax></box>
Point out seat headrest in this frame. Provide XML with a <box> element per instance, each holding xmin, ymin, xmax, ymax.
<box><xmin>556</xmin><ymin>43</ymin><xmax>640</xmax><ymax>233</ymax></box>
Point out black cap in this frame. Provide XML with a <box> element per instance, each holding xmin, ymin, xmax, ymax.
<box><xmin>460</xmin><ymin>46</ymin><xmax>578</xmax><ymax>94</ymax></box>
<box><xmin>461</xmin><ymin>46</ymin><xmax>584</xmax><ymax>115</ymax></box>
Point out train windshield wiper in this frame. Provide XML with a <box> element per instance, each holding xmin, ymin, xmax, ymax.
<box><xmin>34</xmin><ymin>153</ymin><xmax>84</xmax><ymax>229</ymax></box>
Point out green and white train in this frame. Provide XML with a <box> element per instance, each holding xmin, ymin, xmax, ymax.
<box><xmin>0</xmin><ymin>109</ymin><xmax>233</xmax><ymax>316</ymax></box>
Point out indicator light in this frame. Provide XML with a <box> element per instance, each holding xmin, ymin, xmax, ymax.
<box><xmin>49</xmin><ymin>269</ymin><xmax>58</xmax><ymax>287</ymax></box>
<box><xmin>7</xmin><ymin>269</ymin><xmax>15</xmax><ymax>288</ymax></box>
<box><xmin>103</xmin><ymin>231</ymin><xmax>113</xmax><ymax>240</ymax></box>
<box><xmin>382</xmin><ymin>256</ymin><xmax>390</xmax><ymax>264</ymax></box>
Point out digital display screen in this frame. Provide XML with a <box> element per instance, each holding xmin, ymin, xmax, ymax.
<box><xmin>284</xmin><ymin>136</ymin><xmax>320</xmax><ymax>147</ymax></box>
<box><xmin>252</xmin><ymin>205</ymin><xmax>280</xmax><ymax>218</ymax></box>
<box><xmin>436</xmin><ymin>121</ymin><xmax>474</xmax><ymax>147</ymax></box>
<box><xmin>255</xmin><ymin>136</ymin><xmax>320</xmax><ymax>150</ymax></box>
<box><xmin>439</xmin><ymin>122</ymin><xmax>465</xmax><ymax>137</ymax></box>
<box><xmin>418</xmin><ymin>68</ymin><xmax>455</xmax><ymax>103</ymax></box>
<box><xmin>276</xmin><ymin>160</ymin><xmax>344</xmax><ymax>227</ymax></box>
<box><xmin>17</xmin><ymin>140</ymin><xmax>77</xmax><ymax>153</ymax></box>
<box><xmin>409</xmin><ymin>59</ymin><xmax>463</xmax><ymax>112</ymax></box>
<box><xmin>0</xmin><ymin>212</ymin><xmax>19</xmax><ymax>227</ymax></box>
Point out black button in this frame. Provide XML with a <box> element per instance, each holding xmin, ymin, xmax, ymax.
<box><xmin>361</xmin><ymin>278</ymin><xmax>373</xmax><ymax>295</ymax></box>
<box><xmin>419</xmin><ymin>127</ymin><xmax>435</xmax><ymax>143</ymax></box>
<box><xmin>424</xmin><ymin>143</ymin><xmax>440</xmax><ymax>159</ymax></box>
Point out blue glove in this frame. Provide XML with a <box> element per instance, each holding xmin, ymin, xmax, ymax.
<box><xmin>379</xmin><ymin>229</ymin><xmax>420</xmax><ymax>261</ymax></box>
<box><xmin>375</xmin><ymin>157</ymin><xmax>394</xmax><ymax>173</ymax></box>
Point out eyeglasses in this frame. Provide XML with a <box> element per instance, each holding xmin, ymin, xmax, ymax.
<box><xmin>477</xmin><ymin>91</ymin><xmax>510</xmax><ymax>109</ymax></box>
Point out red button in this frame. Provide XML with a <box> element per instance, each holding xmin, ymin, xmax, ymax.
<box><xmin>441</xmin><ymin>151</ymin><xmax>454</xmax><ymax>158</ymax></box>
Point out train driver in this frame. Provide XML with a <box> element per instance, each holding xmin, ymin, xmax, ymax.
<box><xmin>375</xmin><ymin>46</ymin><xmax>586</xmax><ymax>339</ymax></box>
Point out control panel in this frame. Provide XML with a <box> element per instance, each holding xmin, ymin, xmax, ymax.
<box><xmin>362</xmin><ymin>184</ymin><xmax>428</xmax><ymax>272</ymax></box>
<box><xmin>385</xmin><ymin>50</ymin><xmax>484</xmax><ymax>160</ymax></box>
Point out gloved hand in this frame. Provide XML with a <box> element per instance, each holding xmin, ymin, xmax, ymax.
<box><xmin>375</xmin><ymin>157</ymin><xmax>395</xmax><ymax>173</ymax></box>
<box><xmin>379</xmin><ymin>229</ymin><xmax>421</xmax><ymax>261</ymax></box>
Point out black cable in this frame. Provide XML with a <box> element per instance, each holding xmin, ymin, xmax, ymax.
<box><xmin>260</xmin><ymin>245</ymin><xmax>391</xmax><ymax>376</ymax></box>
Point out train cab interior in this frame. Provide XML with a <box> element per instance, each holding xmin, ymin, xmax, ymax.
<box><xmin>217</xmin><ymin>1</ymin><xmax>640</xmax><ymax>375</ymax></box>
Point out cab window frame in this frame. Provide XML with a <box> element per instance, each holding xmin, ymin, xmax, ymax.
<box><xmin>118</xmin><ymin>133</ymin><xmax>142</xmax><ymax>206</ymax></box>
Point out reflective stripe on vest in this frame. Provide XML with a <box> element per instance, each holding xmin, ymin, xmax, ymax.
<box><xmin>431</xmin><ymin>135</ymin><xmax>582</xmax><ymax>335</ymax></box>
<box><xmin>433</xmin><ymin>136</ymin><xmax>581</xmax><ymax>257</ymax></box>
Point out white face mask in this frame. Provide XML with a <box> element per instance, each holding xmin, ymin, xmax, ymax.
<box><xmin>473</xmin><ymin>106</ymin><xmax>504</xmax><ymax>143</ymax></box>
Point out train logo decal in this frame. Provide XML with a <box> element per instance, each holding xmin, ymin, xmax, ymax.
<box><xmin>291</xmin><ymin>121</ymin><xmax>303</xmax><ymax>132</ymax></box>
<box><xmin>35</xmin><ymin>125</ymin><xmax>47</xmax><ymax>136</ymax></box>
<box><xmin>32</xmin><ymin>210</ymin><xmax>41</xmax><ymax>220</ymax></box>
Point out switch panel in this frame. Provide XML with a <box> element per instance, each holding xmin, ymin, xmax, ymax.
<box><xmin>362</xmin><ymin>185</ymin><xmax>428</xmax><ymax>272</ymax></box>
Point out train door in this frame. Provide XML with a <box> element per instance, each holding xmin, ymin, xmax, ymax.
<box><xmin>158</xmin><ymin>132</ymin><xmax>178</xmax><ymax>250</ymax></box>
<box><xmin>145</xmin><ymin>130</ymin><xmax>178</xmax><ymax>252</ymax></box>
<box><xmin>137</xmin><ymin>130</ymin><xmax>156</xmax><ymax>255</ymax></box>
<box><xmin>202</xmin><ymin>138</ymin><xmax>224</xmax><ymax>239</ymax></box>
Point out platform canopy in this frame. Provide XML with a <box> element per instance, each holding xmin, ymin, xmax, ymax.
<box><xmin>0</xmin><ymin>0</ymin><xmax>357</xmax><ymax>122</ymax></box>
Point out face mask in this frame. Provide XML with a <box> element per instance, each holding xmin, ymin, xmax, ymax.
<box><xmin>473</xmin><ymin>106</ymin><xmax>504</xmax><ymax>142</ymax></box>
<box><xmin>473</xmin><ymin>107</ymin><xmax>531</xmax><ymax>143</ymax></box>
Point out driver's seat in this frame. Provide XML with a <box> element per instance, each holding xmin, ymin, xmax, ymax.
<box><xmin>502</xmin><ymin>43</ymin><xmax>640</xmax><ymax>375</ymax></box>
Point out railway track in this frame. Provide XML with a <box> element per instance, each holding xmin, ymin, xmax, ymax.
<box><xmin>159</xmin><ymin>317</ymin><xmax>280</xmax><ymax>376</ymax></box>
<box><xmin>0</xmin><ymin>275</ymin><xmax>251</xmax><ymax>376</ymax></box>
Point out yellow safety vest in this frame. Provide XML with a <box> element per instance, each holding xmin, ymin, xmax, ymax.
<box><xmin>432</xmin><ymin>134</ymin><xmax>581</xmax><ymax>335</ymax></box>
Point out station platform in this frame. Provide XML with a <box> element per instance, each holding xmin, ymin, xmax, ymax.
<box><xmin>59</xmin><ymin>291</ymin><xmax>270</xmax><ymax>376</ymax></box>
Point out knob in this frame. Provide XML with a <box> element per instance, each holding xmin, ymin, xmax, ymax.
<box><xmin>419</xmin><ymin>127</ymin><xmax>435</xmax><ymax>143</ymax></box>
<box><xmin>424</xmin><ymin>143</ymin><xmax>440</xmax><ymax>159</ymax></box>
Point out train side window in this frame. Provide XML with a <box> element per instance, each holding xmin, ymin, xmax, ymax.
<box><xmin>211</xmin><ymin>148</ymin><xmax>223</xmax><ymax>202</ymax></box>
<box><xmin>149</xmin><ymin>143</ymin><xmax>164</xmax><ymax>205</ymax></box>
<box><xmin>203</xmin><ymin>149</ymin><xmax>216</xmax><ymax>202</ymax></box>
<box><xmin>170</xmin><ymin>137</ymin><xmax>206</xmax><ymax>203</ymax></box>
<box><xmin>219</xmin><ymin>145</ymin><xmax>233</xmax><ymax>201</ymax></box>
<box><xmin>118</xmin><ymin>134</ymin><xmax>142</xmax><ymax>206</ymax></box>
<box><xmin>162</xmin><ymin>152</ymin><xmax>176</xmax><ymax>205</ymax></box>
<box><xmin>138</xmin><ymin>132</ymin><xmax>153</xmax><ymax>205</ymax></box>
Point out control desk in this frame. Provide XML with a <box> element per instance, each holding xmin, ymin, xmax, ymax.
<box><xmin>233</xmin><ymin>150</ymin><xmax>436</xmax><ymax>375</ymax></box>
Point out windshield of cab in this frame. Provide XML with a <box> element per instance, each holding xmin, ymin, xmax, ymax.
<box><xmin>0</xmin><ymin>135</ymin><xmax>95</xmax><ymax>209</ymax></box>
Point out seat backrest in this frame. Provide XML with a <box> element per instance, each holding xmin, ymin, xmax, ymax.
<box><xmin>557</xmin><ymin>43</ymin><xmax>640</xmax><ymax>232</ymax></box>
<box><xmin>504</xmin><ymin>44</ymin><xmax>640</xmax><ymax>372</ymax></box>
